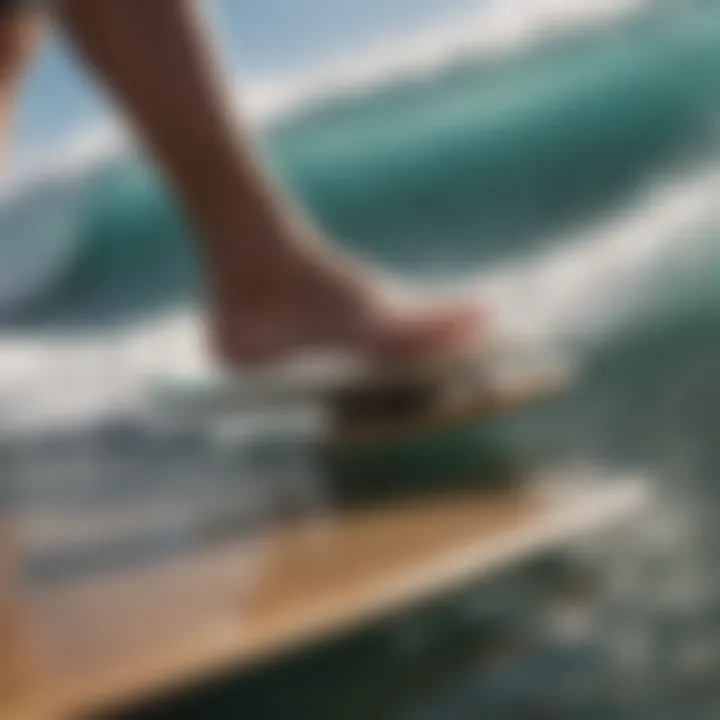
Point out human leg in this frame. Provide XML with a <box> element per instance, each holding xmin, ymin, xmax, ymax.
<box><xmin>58</xmin><ymin>0</ymin><xmax>484</xmax><ymax>366</ymax></box>
<box><xmin>0</xmin><ymin>5</ymin><xmax>44</xmax><ymax>160</ymax></box>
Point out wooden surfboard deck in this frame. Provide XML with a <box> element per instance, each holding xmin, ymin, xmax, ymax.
<box><xmin>1</xmin><ymin>474</ymin><xmax>646</xmax><ymax>719</ymax></box>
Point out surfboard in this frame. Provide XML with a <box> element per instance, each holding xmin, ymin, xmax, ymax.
<box><xmin>154</xmin><ymin>343</ymin><xmax>574</xmax><ymax>447</ymax></box>
<box><xmin>1</xmin><ymin>472</ymin><xmax>647</xmax><ymax>719</ymax></box>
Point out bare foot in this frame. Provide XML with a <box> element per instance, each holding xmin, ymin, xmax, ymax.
<box><xmin>209</xmin><ymin>241</ymin><xmax>487</xmax><ymax>370</ymax></box>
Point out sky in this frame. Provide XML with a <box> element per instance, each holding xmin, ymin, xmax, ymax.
<box><xmin>13</xmin><ymin>0</ymin><xmax>483</xmax><ymax>161</ymax></box>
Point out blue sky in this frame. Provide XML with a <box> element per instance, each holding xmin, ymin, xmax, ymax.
<box><xmin>13</xmin><ymin>0</ymin><xmax>482</xmax><ymax>160</ymax></box>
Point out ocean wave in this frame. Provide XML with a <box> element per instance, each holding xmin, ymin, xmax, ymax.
<box><xmin>11</xmin><ymin>0</ymin><xmax>647</xmax><ymax>182</ymax></box>
<box><xmin>0</xmin><ymin>0</ymin><xmax>648</xmax><ymax>317</ymax></box>
<box><xmin>242</xmin><ymin>0</ymin><xmax>649</xmax><ymax>124</ymax></box>
<box><xmin>467</xmin><ymin>165</ymin><xmax>720</xmax><ymax>354</ymax></box>
<box><xmin>4</xmin><ymin>163</ymin><xmax>720</xmax><ymax>430</ymax></box>
<box><xmin>2</xmin><ymin>0</ymin><xmax>720</xmax><ymax>325</ymax></box>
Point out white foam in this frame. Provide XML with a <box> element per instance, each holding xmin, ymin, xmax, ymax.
<box><xmin>243</xmin><ymin>0</ymin><xmax>648</xmax><ymax>124</ymax></box>
<box><xmin>0</xmin><ymin>310</ymin><xmax>206</xmax><ymax>429</ymax></box>
<box><xmin>2</xmin><ymin>160</ymin><xmax>719</xmax><ymax>429</ymax></box>
<box><xmin>453</xmin><ymin>165</ymin><xmax>720</xmax><ymax>354</ymax></box>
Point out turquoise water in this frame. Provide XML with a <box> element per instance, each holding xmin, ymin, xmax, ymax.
<box><xmin>7</xmin><ymin>1</ymin><xmax>720</xmax><ymax>717</ymax></box>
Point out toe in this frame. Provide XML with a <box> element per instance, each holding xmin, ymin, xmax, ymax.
<box><xmin>369</xmin><ymin>301</ymin><xmax>489</xmax><ymax>363</ymax></box>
